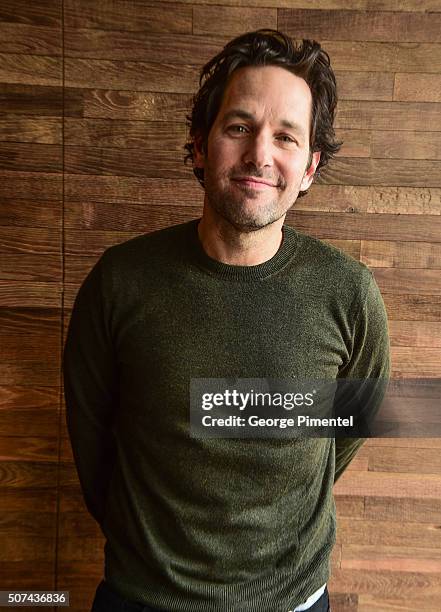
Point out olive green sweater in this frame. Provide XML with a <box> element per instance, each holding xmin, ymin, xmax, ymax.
<box><xmin>63</xmin><ymin>219</ymin><xmax>390</xmax><ymax>612</ymax></box>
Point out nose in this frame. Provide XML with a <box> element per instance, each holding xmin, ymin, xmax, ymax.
<box><xmin>242</xmin><ymin>131</ymin><xmax>273</xmax><ymax>170</ymax></box>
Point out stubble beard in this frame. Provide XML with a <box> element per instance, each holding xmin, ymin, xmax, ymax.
<box><xmin>204</xmin><ymin>169</ymin><xmax>300</xmax><ymax>233</ymax></box>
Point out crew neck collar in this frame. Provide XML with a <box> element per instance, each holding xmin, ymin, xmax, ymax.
<box><xmin>187</xmin><ymin>218</ymin><xmax>299</xmax><ymax>281</ymax></box>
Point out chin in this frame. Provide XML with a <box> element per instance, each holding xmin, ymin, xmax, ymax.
<box><xmin>228</xmin><ymin>220</ymin><xmax>268</xmax><ymax>232</ymax></box>
<box><xmin>208</xmin><ymin>189</ymin><xmax>290</xmax><ymax>229</ymax></box>
<box><xmin>222</xmin><ymin>210</ymin><xmax>284</xmax><ymax>232</ymax></box>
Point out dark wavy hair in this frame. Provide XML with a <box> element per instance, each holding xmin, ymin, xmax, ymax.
<box><xmin>184</xmin><ymin>29</ymin><xmax>342</xmax><ymax>197</ymax></box>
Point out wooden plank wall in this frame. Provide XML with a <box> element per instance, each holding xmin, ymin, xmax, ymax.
<box><xmin>0</xmin><ymin>1</ymin><xmax>440</xmax><ymax>611</ymax></box>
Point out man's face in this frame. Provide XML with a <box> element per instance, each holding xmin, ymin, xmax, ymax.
<box><xmin>194</xmin><ymin>65</ymin><xmax>321</xmax><ymax>232</ymax></box>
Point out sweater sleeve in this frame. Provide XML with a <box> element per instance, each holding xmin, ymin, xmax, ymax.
<box><xmin>63</xmin><ymin>252</ymin><xmax>118</xmax><ymax>524</ymax></box>
<box><xmin>333</xmin><ymin>271</ymin><xmax>391</xmax><ymax>484</ymax></box>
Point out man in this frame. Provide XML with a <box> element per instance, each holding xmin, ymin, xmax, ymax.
<box><xmin>63</xmin><ymin>30</ymin><xmax>390</xmax><ymax>612</ymax></box>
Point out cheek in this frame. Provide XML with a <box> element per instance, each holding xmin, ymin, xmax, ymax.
<box><xmin>283</xmin><ymin>156</ymin><xmax>309</xmax><ymax>183</ymax></box>
<box><xmin>207</xmin><ymin>144</ymin><xmax>240</xmax><ymax>177</ymax></box>
<box><xmin>210</xmin><ymin>135</ymin><xmax>243</xmax><ymax>160</ymax></box>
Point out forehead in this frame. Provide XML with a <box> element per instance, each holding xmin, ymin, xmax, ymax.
<box><xmin>217</xmin><ymin>65</ymin><xmax>312</xmax><ymax>125</ymax></box>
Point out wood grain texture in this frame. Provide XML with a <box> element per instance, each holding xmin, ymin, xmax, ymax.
<box><xmin>371</xmin><ymin>130</ymin><xmax>441</xmax><ymax>160</ymax></box>
<box><xmin>328</xmin><ymin>592</ymin><xmax>358</xmax><ymax>612</ymax></box>
<box><xmin>0</xmin><ymin>409</ymin><xmax>59</xmax><ymax>437</ymax></box>
<box><xmin>0</xmin><ymin>226</ymin><xmax>61</xmax><ymax>254</ymax></box>
<box><xmin>0</xmin><ymin>83</ymin><xmax>62</xmax><ymax>115</ymax></box>
<box><xmin>0</xmin><ymin>308</ymin><xmax>60</xmax><ymax>361</ymax></box>
<box><xmin>336</xmin><ymin>527</ymin><xmax>441</xmax><ymax>563</ymax></box>
<box><xmin>58</xmin><ymin>535</ymin><xmax>104</xmax><ymax>562</ymax></box>
<box><xmin>0</xmin><ymin>117</ymin><xmax>62</xmax><ymax>144</ymax></box>
<box><xmin>0</xmin><ymin>143</ymin><xmax>62</xmax><ymax>173</ymax></box>
<box><xmin>374</xmin><ymin>268</ymin><xmax>441</xmax><ymax>295</ymax></box>
<box><xmin>288</xmin><ymin>211</ymin><xmax>441</xmax><ymax>243</ymax></box>
<box><xmin>335</xmin><ymin>71</ymin><xmax>394</xmax><ymax>101</ymax></box>
<box><xmin>385</xmin><ymin>379</ymin><xmax>441</xmax><ymax>400</ymax></box>
<box><xmin>324</xmin><ymin>239</ymin><xmax>361</xmax><ymax>261</ymax></box>
<box><xmin>341</xmin><ymin>544</ymin><xmax>441</xmax><ymax>572</ymax></box>
<box><xmin>297</xmin><ymin>185</ymin><xmax>441</xmax><ymax>215</ymax></box>
<box><xmin>368</xmin><ymin>447</ymin><xmax>441</xmax><ymax>474</ymax></box>
<box><xmin>375</xmin><ymin>400</ymin><xmax>441</xmax><ymax>431</ymax></box>
<box><xmin>319</xmin><ymin>157</ymin><xmax>441</xmax><ymax>187</ymax></box>
<box><xmin>358</xmin><ymin>593</ymin><xmax>441</xmax><ymax>611</ymax></box>
<box><xmin>0</xmin><ymin>381</ymin><xmax>58</xmax><ymax>411</ymax></box>
<box><xmin>65</xmin><ymin>57</ymin><xmax>198</xmax><ymax>93</ymax></box>
<box><xmin>335</xmin><ymin>471</ymin><xmax>441</xmax><ymax>500</ymax></box>
<box><xmin>335</xmin><ymin>130</ymin><xmax>371</xmax><ymax>158</ymax></box>
<box><xmin>0</xmin><ymin>535</ymin><xmax>56</xmax><ymax>562</ymax></box>
<box><xmin>64</xmin><ymin>175</ymin><xmax>201</xmax><ymax>205</ymax></box>
<box><xmin>64</xmin><ymin>229</ymin><xmax>144</xmax><ymax>257</ymax></box>
<box><xmin>0</xmin><ymin>361</ymin><xmax>60</xmax><ymax>386</ymax></box>
<box><xmin>361</xmin><ymin>240</ymin><xmax>441</xmax><ymax>268</ymax></box>
<box><xmin>64</xmin><ymin>29</ymin><xmax>228</xmax><ymax>65</ymax></box>
<box><xmin>0</xmin><ymin>1</ymin><xmax>62</xmax><ymax>27</ymax></box>
<box><xmin>279</xmin><ymin>9</ymin><xmax>441</xmax><ymax>43</ymax></box>
<box><xmin>366</xmin><ymin>439</ymin><xmax>441</xmax><ymax>447</ymax></box>
<box><xmin>0</xmin><ymin>52</ymin><xmax>61</xmax><ymax>86</ymax></box>
<box><xmin>0</xmin><ymin>461</ymin><xmax>60</xmax><ymax>488</ymax></box>
<box><xmin>0</xmin><ymin>22</ymin><xmax>62</xmax><ymax>56</ymax></box>
<box><xmin>60</xmin><ymin>436</ymin><xmax>73</xmax><ymax>463</ymax></box>
<box><xmin>0</xmin><ymin>255</ymin><xmax>60</xmax><ymax>282</ymax></box>
<box><xmin>65</xmin><ymin>0</ymin><xmax>192</xmax><ymax>34</ymax></box>
<box><xmin>345</xmin><ymin>449</ymin><xmax>369</xmax><ymax>472</ymax></box>
<box><xmin>193</xmin><ymin>5</ymin><xmax>277</xmax><ymax>35</ymax></box>
<box><xmin>0</xmin><ymin>561</ymin><xmax>55</xmax><ymax>590</ymax></box>
<box><xmin>64</xmin><ymin>118</ymin><xmax>186</xmax><ymax>149</ymax></box>
<box><xmin>0</xmin><ymin>199</ymin><xmax>61</xmax><ymax>229</ymax></box>
<box><xmin>158</xmin><ymin>0</ymin><xmax>440</xmax><ymax>9</ymax></box>
<box><xmin>330</xmin><ymin>568</ymin><xmax>441</xmax><ymax>608</ymax></box>
<box><xmin>0</xmin><ymin>437</ymin><xmax>59</xmax><ymax>462</ymax></box>
<box><xmin>76</xmin><ymin>88</ymin><xmax>190</xmax><ymax>121</ymax></box>
<box><xmin>64</xmin><ymin>145</ymin><xmax>192</xmax><ymax>178</ymax></box>
<box><xmin>59</xmin><ymin>512</ymin><xmax>102</xmax><ymax>539</ymax></box>
<box><xmin>0</xmin><ymin>2</ymin><xmax>440</xmax><ymax>609</ymax></box>
<box><xmin>0</xmin><ymin>281</ymin><xmax>61</xmax><ymax>308</ymax></box>
<box><xmin>334</xmin><ymin>496</ymin><xmax>365</xmax><ymax>519</ymax></box>
<box><xmin>56</xmin><ymin>562</ymin><xmax>103</xmax><ymax>611</ymax></box>
<box><xmin>389</xmin><ymin>320</ymin><xmax>441</xmax><ymax>347</ymax></box>
<box><xmin>335</xmin><ymin>100</ymin><xmax>441</xmax><ymax>131</ymax></box>
<box><xmin>0</xmin><ymin>171</ymin><xmax>62</xmax><ymax>200</ymax></box>
<box><xmin>323</xmin><ymin>41</ymin><xmax>441</xmax><ymax>73</ymax></box>
<box><xmin>64</xmin><ymin>201</ymin><xmax>203</xmax><ymax>234</ymax></box>
<box><xmin>391</xmin><ymin>346</ymin><xmax>441</xmax><ymax>377</ymax></box>
<box><xmin>0</xmin><ymin>488</ymin><xmax>57</xmax><ymax>512</ymax></box>
<box><xmin>58</xmin><ymin>463</ymin><xmax>82</xmax><ymax>488</ymax></box>
<box><xmin>364</xmin><ymin>495</ymin><xmax>441</xmax><ymax>523</ymax></box>
<box><xmin>394</xmin><ymin>73</ymin><xmax>441</xmax><ymax>103</ymax></box>
<box><xmin>59</xmin><ymin>488</ymin><xmax>88</xmax><ymax>513</ymax></box>
<box><xmin>365</xmin><ymin>188</ymin><xmax>441</xmax><ymax>215</ymax></box>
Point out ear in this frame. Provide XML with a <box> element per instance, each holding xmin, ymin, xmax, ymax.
<box><xmin>300</xmin><ymin>151</ymin><xmax>321</xmax><ymax>192</ymax></box>
<box><xmin>193</xmin><ymin>134</ymin><xmax>206</xmax><ymax>169</ymax></box>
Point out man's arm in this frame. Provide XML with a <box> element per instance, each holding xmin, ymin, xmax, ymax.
<box><xmin>334</xmin><ymin>271</ymin><xmax>391</xmax><ymax>484</ymax></box>
<box><xmin>63</xmin><ymin>252</ymin><xmax>118</xmax><ymax>524</ymax></box>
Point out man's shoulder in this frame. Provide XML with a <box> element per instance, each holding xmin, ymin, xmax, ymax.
<box><xmin>286</xmin><ymin>224</ymin><xmax>372</xmax><ymax>281</ymax></box>
<box><xmin>107</xmin><ymin>219</ymin><xmax>196</xmax><ymax>256</ymax></box>
<box><xmin>98</xmin><ymin>219</ymin><xmax>197</xmax><ymax>271</ymax></box>
<box><xmin>87</xmin><ymin>220</ymin><xmax>198</xmax><ymax>294</ymax></box>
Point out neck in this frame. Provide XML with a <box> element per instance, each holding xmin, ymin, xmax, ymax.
<box><xmin>197</xmin><ymin>202</ymin><xmax>285</xmax><ymax>266</ymax></box>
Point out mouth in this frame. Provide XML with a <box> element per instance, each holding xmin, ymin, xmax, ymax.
<box><xmin>232</xmin><ymin>176</ymin><xmax>278</xmax><ymax>188</ymax></box>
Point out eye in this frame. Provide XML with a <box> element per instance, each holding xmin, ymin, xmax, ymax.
<box><xmin>277</xmin><ymin>134</ymin><xmax>297</xmax><ymax>145</ymax></box>
<box><xmin>227</xmin><ymin>124</ymin><xmax>249</xmax><ymax>135</ymax></box>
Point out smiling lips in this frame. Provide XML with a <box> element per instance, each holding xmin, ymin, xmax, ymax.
<box><xmin>232</xmin><ymin>176</ymin><xmax>278</xmax><ymax>189</ymax></box>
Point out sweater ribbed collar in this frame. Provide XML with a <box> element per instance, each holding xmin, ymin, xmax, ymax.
<box><xmin>188</xmin><ymin>218</ymin><xmax>299</xmax><ymax>281</ymax></box>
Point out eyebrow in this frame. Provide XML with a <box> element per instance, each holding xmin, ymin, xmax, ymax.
<box><xmin>221</xmin><ymin>109</ymin><xmax>307</xmax><ymax>139</ymax></box>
